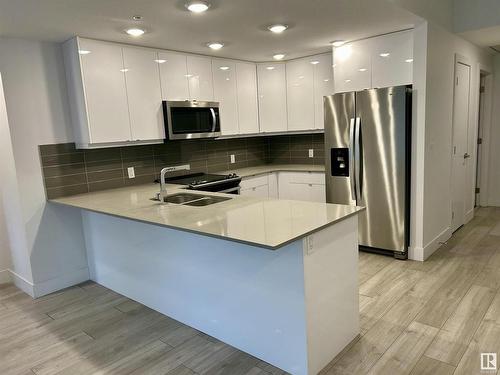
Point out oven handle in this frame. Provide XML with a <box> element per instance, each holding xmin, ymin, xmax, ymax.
<box><xmin>218</xmin><ymin>186</ymin><xmax>241</xmax><ymax>194</ymax></box>
<box><xmin>189</xmin><ymin>177</ymin><xmax>241</xmax><ymax>189</ymax></box>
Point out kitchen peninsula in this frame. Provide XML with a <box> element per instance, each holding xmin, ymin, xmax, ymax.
<box><xmin>52</xmin><ymin>182</ymin><xmax>363</xmax><ymax>375</ymax></box>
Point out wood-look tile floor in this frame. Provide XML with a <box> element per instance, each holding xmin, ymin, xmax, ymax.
<box><xmin>1</xmin><ymin>207</ymin><xmax>500</xmax><ymax>375</ymax></box>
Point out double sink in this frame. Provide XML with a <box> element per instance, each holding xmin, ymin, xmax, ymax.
<box><xmin>159</xmin><ymin>193</ymin><xmax>232</xmax><ymax>207</ymax></box>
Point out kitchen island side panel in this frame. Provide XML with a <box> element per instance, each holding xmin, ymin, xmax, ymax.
<box><xmin>82</xmin><ymin>210</ymin><xmax>309</xmax><ymax>374</ymax></box>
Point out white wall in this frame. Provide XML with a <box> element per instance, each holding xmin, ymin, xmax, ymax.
<box><xmin>487</xmin><ymin>55</ymin><xmax>500</xmax><ymax>206</ymax></box>
<box><xmin>411</xmin><ymin>22</ymin><xmax>493</xmax><ymax>260</ymax></box>
<box><xmin>0</xmin><ymin>37</ymin><xmax>89</xmax><ymax>296</ymax></box>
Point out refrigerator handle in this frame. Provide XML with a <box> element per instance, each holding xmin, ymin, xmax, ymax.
<box><xmin>354</xmin><ymin>117</ymin><xmax>362</xmax><ymax>201</ymax></box>
<box><xmin>349</xmin><ymin>118</ymin><xmax>356</xmax><ymax>202</ymax></box>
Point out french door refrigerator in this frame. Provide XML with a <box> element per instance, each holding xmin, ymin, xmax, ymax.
<box><xmin>324</xmin><ymin>85</ymin><xmax>412</xmax><ymax>259</ymax></box>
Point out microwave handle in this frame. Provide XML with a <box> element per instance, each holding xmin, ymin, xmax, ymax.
<box><xmin>210</xmin><ymin>108</ymin><xmax>217</xmax><ymax>132</ymax></box>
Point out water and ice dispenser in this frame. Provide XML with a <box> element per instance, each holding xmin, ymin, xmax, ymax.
<box><xmin>330</xmin><ymin>148</ymin><xmax>349</xmax><ymax>177</ymax></box>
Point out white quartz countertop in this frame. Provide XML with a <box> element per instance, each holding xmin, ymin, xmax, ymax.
<box><xmin>221</xmin><ymin>163</ymin><xmax>325</xmax><ymax>178</ymax></box>
<box><xmin>50</xmin><ymin>180</ymin><xmax>363</xmax><ymax>249</ymax></box>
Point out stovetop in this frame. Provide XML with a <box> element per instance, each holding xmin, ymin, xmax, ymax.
<box><xmin>163</xmin><ymin>172</ymin><xmax>239</xmax><ymax>187</ymax></box>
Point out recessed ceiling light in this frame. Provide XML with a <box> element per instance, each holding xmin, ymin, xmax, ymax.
<box><xmin>185</xmin><ymin>0</ymin><xmax>210</xmax><ymax>13</ymax></box>
<box><xmin>406</xmin><ymin>58</ymin><xmax>414</xmax><ymax>63</ymax></box>
<box><xmin>266</xmin><ymin>66</ymin><xmax>275</xmax><ymax>70</ymax></box>
<box><xmin>331</xmin><ymin>40</ymin><xmax>346</xmax><ymax>47</ymax></box>
<box><xmin>273</xmin><ymin>53</ymin><xmax>285</xmax><ymax>60</ymax></box>
<box><xmin>268</xmin><ymin>24</ymin><xmax>288</xmax><ymax>33</ymax></box>
<box><xmin>359</xmin><ymin>68</ymin><xmax>367</xmax><ymax>72</ymax></box>
<box><xmin>219</xmin><ymin>66</ymin><xmax>230</xmax><ymax>70</ymax></box>
<box><xmin>154</xmin><ymin>59</ymin><xmax>166</xmax><ymax>64</ymax></box>
<box><xmin>310</xmin><ymin>60</ymin><xmax>320</xmax><ymax>65</ymax></box>
<box><xmin>132</xmin><ymin>15</ymin><xmax>142</xmax><ymax>21</ymax></box>
<box><xmin>126</xmin><ymin>28</ymin><xmax>145</xmax><ymax>37</ymax></box>
<box><xmin>379</xmin><ymin>52</ymin><xmax>390</xmax><ymax>57</ymax></box>
<box><xmin>78</xmin><ymin>50</ymin><xmax>91</xmax><ymax>55</ymax></box>
<box><xmin>207</xmin><ymin>42</ymin><xmax>224</xmax><ymax>50</ymax></box>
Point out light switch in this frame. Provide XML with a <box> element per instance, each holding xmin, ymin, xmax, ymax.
<box><xmin>230</xmin><ymin>154</ymin><xmax>235</xmax><ymax>164</ymax></box>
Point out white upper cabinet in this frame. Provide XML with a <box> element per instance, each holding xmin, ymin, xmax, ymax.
<box><xmin>235</xmin><ymin>62</ymin><xmax>259</xmax><ymax>135</ymax></box>
<box><xmin>212</xmin><ymin>59</ymin><xmax>239</xmax><ymax>136</ymax></box>
<box><xmin>333</xmin><ymin>39</ymin><xmax>372</xmax><ymax>93</ymax></box>
<box><xmin>186</xmin><ymin>55</ymin><xmax>214</xmax><ymax>101</ymax></box>
<box><xmin>370</xmin><ymin>30</ymin><xmax>413</xmax><ymax>88</ymax></box>
<box><xmin>75</xmin><ymin>38</ymin><xmax>131</xmax><ymax>144</ymax></box>
<box><xmin>158</xmin><ymin>51</ymin><xmax>190</xmax><ymax>101</ymax></box>
<box><xmin>286</xmin><ymin>58</ymin><xmax>315</xmax><ymax>131</ymax></box>
<box><xmin>313</xmin><ymin>54</ymin><xmax>334</xmax><ymax>129</ymax></box>
<box><xmin>257</xmin><ymin>63</ymin><xmax>287</xmax><ymax>133</ymax></box>
<box><xmin>333</xmin><ymin>30</ymin><xmax>413</xmax><ymax>93</ymax></box>
<box><xmin>122</xmin><ymin>46</ymin><xmax>164</xmax><ymax>141</ymax></box>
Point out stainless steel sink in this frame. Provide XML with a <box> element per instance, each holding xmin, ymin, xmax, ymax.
<box><xmin>183</xmin><ymin>196</ymin><xmax>231</xmax><ymax>206</ymax></box>
<box><xmin>155</xmin><ymin>193</ymin><xmax>231</xmax><ymax>206</ymax></box>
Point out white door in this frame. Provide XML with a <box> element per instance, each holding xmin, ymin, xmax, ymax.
<box><xmin>286</xmin><ymin>57</ymin><xmax>314</xmax><ymax>131</ymax></box>
<box><xmin>257</xmin><ymin>63</ymin><xmax>287</xmax><ymax>133</ymax></box>
<box><xmin>213</xmin><ymin>59</ymin><xmax>239</xmax><ymax>136</ymax></box>
<box><xmin>186</xmin><ymin>55</ymin><xmax>214</xmax><ymax>100</ymax></box>
<box><xmin>451</xmin><ymin>61</ymin><xmax>471</xmax><ymax>232</ymax></box>
<box><xmin>235</xmin><ymin>62</ymin><xmax>259</xmax><ymax>135</ymax></box>
<box><xmin>122</xmin><ymin>47</ymin><xmax>164</xmax><ymax>141</ymax></box>
<box><xmin>158</xmin><ymin>51</ymin><xmax>190</xmax><ymax>101</ymax></box>
<box><xmin>313</xmin><ymin>53</ymin><xmax>334</xmax><ymax>129</ymax></box>
<box><xmin>78</xmin><ymin>39</ymin><xmax>131</xmax><ymax>143</ymax></box>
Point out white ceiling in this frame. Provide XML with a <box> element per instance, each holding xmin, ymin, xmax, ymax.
<box><xmin>0</xmin><ymin>0</ymin><xmax>419</xmax><ymax>61</ymax></box>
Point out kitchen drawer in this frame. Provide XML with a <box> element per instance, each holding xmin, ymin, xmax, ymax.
<box><xmin>278</xmin><ymin>171</ymin><xmax>325</xmax><ymax>185</ymax></box>
<box><xmin>240</xmin><ymin>174</ymin><xmax>270</xmax><ymax>190</ymax></box>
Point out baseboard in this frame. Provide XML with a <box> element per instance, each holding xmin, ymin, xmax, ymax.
<box><xmin>409</xmin><ymin>226</ymin><xmax>452</xmax><ymax>261</ymax></box>
<box><xmin>9</xmin><ymin>270</ymin><xmax>35</xmax><ymax>297</ymax></box>
<box><xmin>32</xmin><ymin>267</ymin><xmax>90</xmax><ymax>298</ymax></box>
<box><xmin>465</xmin><ymin>209</ymin><xmax>474</xmax><ymax>224</ymax></box>
<box><xmin>0</xmin><ymin>269</ymin><xmax>12</xmax><ymax>284</ymax></box>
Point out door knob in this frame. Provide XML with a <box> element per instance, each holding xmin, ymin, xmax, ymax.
<box><xmin>464</xmin><ymin>153</ymin><xmax>471</xmax><ymax>159</ymax></box>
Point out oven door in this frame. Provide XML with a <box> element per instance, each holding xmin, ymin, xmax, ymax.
<box><xmin>164</xmin><ymin>101</ymin><xmax>221</xmax><ymax>140</ymax></box>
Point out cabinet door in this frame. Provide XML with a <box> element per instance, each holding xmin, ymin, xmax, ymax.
<box><xmin>212</xmin><ymin>59</ymin><xmax>239</xmax><ymax>136</ymax></box>
<box><xmin>78</xmin><ymin>39</ymin><xmax>131</xmax><ymax>143</ymax></box>
<box><xmin>371</xmin><ymin>30</ymin><xmax>413</xmax><ymax>88</ymax></box>
<box><xmin>310</xmin><ymin>183</ymin><xmax>326</xmax><ymax>202</ymax></box>
<box><xmin>286</xmin><ymin>58</ymin><xmax>315</xmax><ymax>131</ymax></box>
<box><xmin>241</xmin><ymin>184</ymin><xmax>269</xmax><ymax>198</ymax></box>
<box><xmin>257</xmin><ymin>63</ymin><xmax>287</xmax><ymax>133</ymax></box>
<box><xmin>122</xmin><ymin>47</ymin><xmax>164</xmax><ymax>141</ymax></box>
<box><xmin>333</xmin><ymin>40</ymin><xmax>371</xmax><ymax>93</ymax></box>
<box><xmin>187</xmin><ymin>55</ymin><xmax>214</xmax><ymax>100</ymax></box>
<box><xmin>158</xmin><ymin>51</ymin><xmax>190</xmax><ymax>101</ymax></box>
<box><xmin>313</xmin><ymin>54</ymin><xmax>334</xmax><ymax>129</ymax></box>
<box><xmin>236</xmin><ymin>62</ymin><xmax>259</xmax><ymax>135</ymax></box>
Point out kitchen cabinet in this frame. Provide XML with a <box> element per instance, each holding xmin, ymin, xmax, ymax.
<box><xmin>63</xmin><ymin>37</ymin><xmax>164</xmax><ymax>148</ymax></box>
<box><xmin>286</xmin><ymin>58</ymin><xmax>315</xmax><ymax>131</ymax></box>
<box><xmin>213</xmin><ymin>59</ymin><xmax>239</xmax><ymax>136</ymax></box>
<box><xmin>278</xmin><ymin>172</ymin><xmax>326</xmax><ymax>203</ymax></box>
<box><xmin>257</xmin><ymin>63</ymin><xmax>288</xmax><ymax>133</ymax></box>
<box><xmin>333</xmin><ymin>30</ymin><xmax>413</xmax><ymax>93</ymax></box>
<box><xmin>286</xmin><ymin>53</ymin><xmax>334</xmax><ymax>131</ymax></box>
<box><xmin>313</xmin><ymin>53</ymin><xmax>334</xmax><ymax>129</ymax></box>
<box><xmin>240</xmin><ymin>174</ymin><xmax>270</xmax><ymax>198</ymax></box>
<box><xmin>236</xmin><ymin>62</ymin><xmax>259</xmax><ymax>135</ymax></box>
<box><xmin>370</xmin><ymin>30</ymin><xmax>413</xmax><ymax>88</ymax></box>
<box><xmin>122</xmin><ymin>46</ymin><xmax>164</xmax><ymax>141</ymax></box>
<box><xmin>158</xmin><ymin>51</ymin><xmax>190</xmax><ymax>100</ymax></box>
<box><xmin>186</xmin><ymin>55</ymin><xmax>214</xmax><ymax>101</ymax></box>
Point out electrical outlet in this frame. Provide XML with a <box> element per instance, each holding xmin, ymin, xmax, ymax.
<box><xmin>230</xmin><ymin>154</ymin><xmax>235</xmax><ymax>164</ymax></box>
<box><xmin>309</xmin><ymin>149</ymin><xmax>314</xmax><ymax>158</ymax></box>
<box><xmin>127</xmin><ymin>167</ymin><xmax>135</xmax><ymax>179</ymax></box>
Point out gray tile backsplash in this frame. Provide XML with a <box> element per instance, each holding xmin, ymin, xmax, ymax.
<box><xmin>40</xmin><ymin>133</ymin><xmax>325</xmax><ymax>199</ymax></box>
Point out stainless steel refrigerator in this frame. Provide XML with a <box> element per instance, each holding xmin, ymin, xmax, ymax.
<box><xmin>324</xmin><ymin>85</ymin><xmax>411</xmax><ymax>259</ymax></box>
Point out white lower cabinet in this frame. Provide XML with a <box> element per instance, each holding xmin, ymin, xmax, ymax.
<box><xmin>240</xmin><ymin>171</ymin><xmax>326</xmax><ymax>202</ymax></box>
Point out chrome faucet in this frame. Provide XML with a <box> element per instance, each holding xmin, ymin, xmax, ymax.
<box><xmin>158</xmin><ymin>164</ymin><xmax>191</xmax><ymax>203</ymax></box>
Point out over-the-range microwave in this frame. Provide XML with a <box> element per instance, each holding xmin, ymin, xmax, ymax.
<box><xmin>162</xmin><ymin>100</ymin><xmax>221</xmax><ymax>140</ymax></box>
